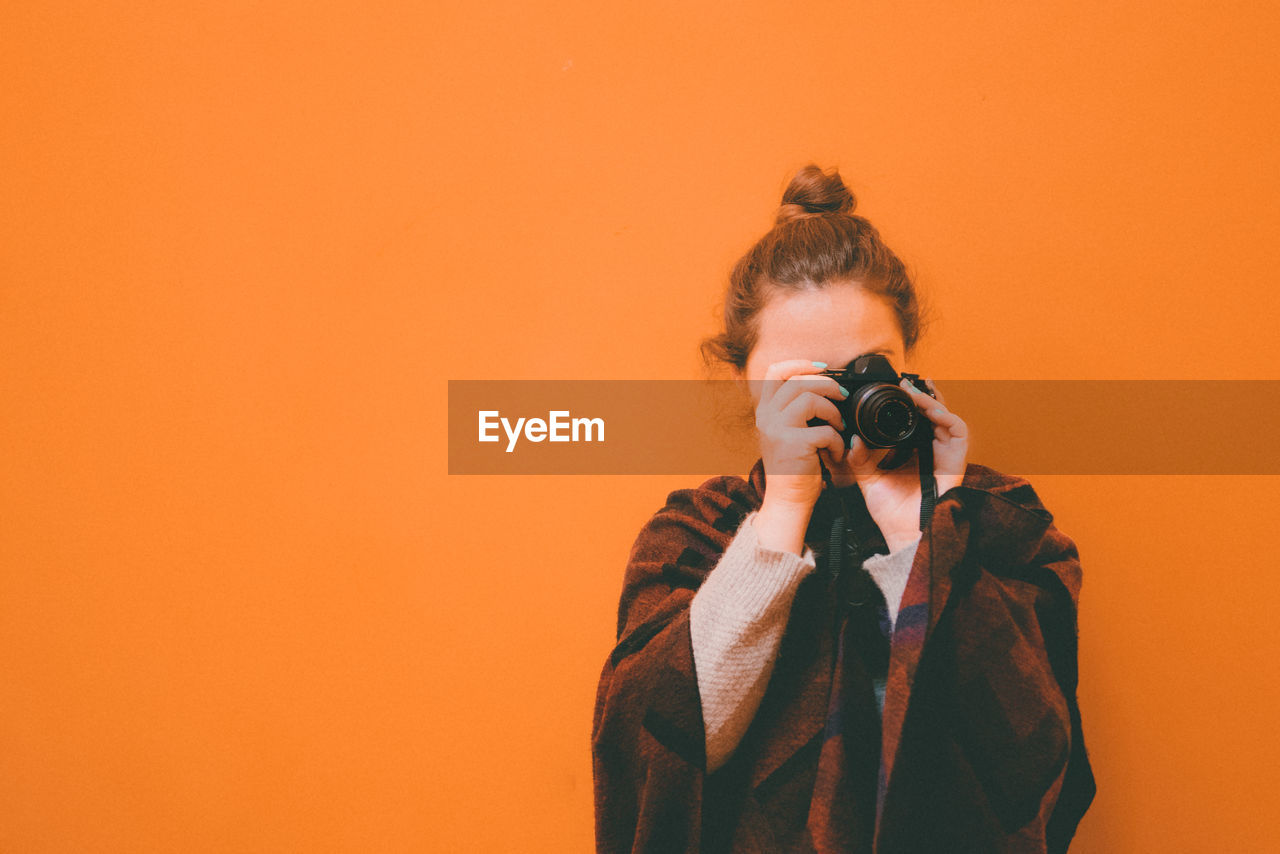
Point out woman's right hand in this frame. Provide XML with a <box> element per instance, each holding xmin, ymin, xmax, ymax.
<box><xmin>750</xmin><ymin>359</ymin><xmax>849</xmax><ymax>555</ymax></box>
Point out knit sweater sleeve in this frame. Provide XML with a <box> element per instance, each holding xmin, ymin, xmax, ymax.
<box><xmin>689</xmin><ymin>511</ymin><xmax>817</xmax><ymax>773</ymax></box>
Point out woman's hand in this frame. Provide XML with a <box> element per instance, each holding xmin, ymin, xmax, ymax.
<box><xmin>846</xmin><ymin>378</ymin><xmax>969</xmax><ymax>552</ymax></box>
<box><xmin>750</xmin><ymin>359</ymin><xmax>848</xmax><ymax>555</ymax></box>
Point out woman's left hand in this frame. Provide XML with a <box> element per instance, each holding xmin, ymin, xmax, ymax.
<box><xmin>845</xmin><ymin>378</ymin><xmax>969</xmax><ymax>552</ymax></box>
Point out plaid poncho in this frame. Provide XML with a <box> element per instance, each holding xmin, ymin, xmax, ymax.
<box><xmin>591</xmin><ymin>459</ymin><xmax>1096</xmax><ymax>853</ymax></box>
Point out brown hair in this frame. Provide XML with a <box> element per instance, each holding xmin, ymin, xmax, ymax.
<box><xmin>701</xmin><ymin>163</ymin><xmax>928</xmax><ymax>372</ymax></box>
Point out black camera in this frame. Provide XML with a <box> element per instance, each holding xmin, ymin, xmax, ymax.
<box><xmin>806</xmin><ymin>354</ymin><xmax>937</xmax><ymax>449</ymax></box>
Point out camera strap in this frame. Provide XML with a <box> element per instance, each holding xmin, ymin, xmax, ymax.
<box><xmin>818</xmin><ymin>462</ymin><xmax>856</xmax><ymax>584</ymax></box>
<box><xmin>917</xmin><ymin>437</ymin><xmax>937</xmax><ymax>533</ymax></box>
<box><xmin>817</xmin><ymin>437</ymin><xmax>938</xmax><ymax>577</ymax></box>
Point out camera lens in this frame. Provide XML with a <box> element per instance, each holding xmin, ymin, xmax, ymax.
<box><xmin>853</xmin><ymin>385</ymin><xmax>917</xmax><ymax>447</ymax></box>
<box><xmin>875</xmin><ymin>399</ymin><xmax>913</xmax><ymax>437</ymax></box>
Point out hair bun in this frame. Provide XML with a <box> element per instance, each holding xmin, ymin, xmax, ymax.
<box><xmin>776</xmin><ymin>163</ymin><xmax>857</xmax><ymax>225</ymax></box>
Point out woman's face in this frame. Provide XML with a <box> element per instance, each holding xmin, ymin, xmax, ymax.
<box><xmin>738</xmin><ymin>281</ymin><xmax>908</xmax><ymax>394</ymax></box>
<box><xmin>735</xmin><ymin>280</ymin><xmax>909</xmax><ymax>485</ymax></box>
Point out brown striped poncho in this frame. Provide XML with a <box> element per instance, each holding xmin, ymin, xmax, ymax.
<box><xmin>591</xmin><ymin>459</ymin><xmax>1096</xmax><ymax>853</ymax></box>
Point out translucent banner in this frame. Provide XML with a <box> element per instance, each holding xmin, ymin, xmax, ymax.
<box><xmin>447</xmin><ymin>380</ymin><xmax>1280</xmax><ymax>475</ymax></box>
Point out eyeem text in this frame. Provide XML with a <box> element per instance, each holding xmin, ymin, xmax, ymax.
<box><xmin>478</xmin><ymin>410</ymin><xmax>606</xmax><ymax>453</ymax></box>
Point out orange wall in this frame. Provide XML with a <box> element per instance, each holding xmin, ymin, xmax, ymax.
<box><xmin>3</xmin><ymin>2</ymin><xmax>1279</xmax><ymax>851</ymax></box>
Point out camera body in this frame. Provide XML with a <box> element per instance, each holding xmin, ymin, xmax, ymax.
<box><xmin>808</xmin><ymin>353</ymin><xmax>937</xmax><ymax>449</ymax></box>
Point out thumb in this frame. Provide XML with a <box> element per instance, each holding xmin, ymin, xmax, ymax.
<box><xmin>848</xmin><ymin>434</ymin><xmax>895</xmax><ymax>477</ymax></box>
<box><xmin>846</xmin><ymin>434</ymin><xmax>874</xmax><ymax>470</ymax></box>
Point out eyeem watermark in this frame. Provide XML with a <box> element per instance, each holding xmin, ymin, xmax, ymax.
<box><xmin>478</xmin><ymin>410</ymin><xmax>605</xmax><ymax>453</ymax></box>
<box><xmin>450</xmin><ymin>380</ymin><xmax>1280</xmax><ymax>474</ymax></box>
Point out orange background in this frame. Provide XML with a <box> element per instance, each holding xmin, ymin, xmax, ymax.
<box><xmin>3</xmin><ymin>1</ymin><xmax>1279</xmax><ymax>851</ymax></box>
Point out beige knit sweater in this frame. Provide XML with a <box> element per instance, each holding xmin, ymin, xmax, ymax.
<box><xmin>689</xmin><ymin>510</ymin><xmax>920</xmax><ymax>773</ymax></box>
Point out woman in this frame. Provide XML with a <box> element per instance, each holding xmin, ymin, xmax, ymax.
<box><xmin>592</xmin><ymin>164</ymin><xmax>1096</xmax><ymax>853</ymax></box>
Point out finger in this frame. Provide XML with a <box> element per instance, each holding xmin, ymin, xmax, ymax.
<box><xmin>845</xmin><ymin>433</ymin><xmax>892</xmax><ymax>473</ymax></box>
<box><xmin>775</xmin><ymin>390</ymin><xmax>845</xmax><ymax>433</ymax></box>
<box><xmin>760</xmin><ymin>359</ymin><xmax>830</xmax><ymax>407</ymax></box>
<box><xmin>901</xmin><ymin>379</ymin><xmax>964</xmax><ymax>430</ymax></box>
<box><xmin>932</xmin><ymin>411</ymin><xmax>968</xmax><ymax>438</ymax></box>
<box><xmin>922</xmin><ymin>377</ymin><xmax>947</xmax><ymax>405</ymax></box>
<box><xmin>902</xmin><ymin>376</ymin><xmax>949</xmax><ymax>410</ymax></box>
<box><xmin>769</xmin><ymin>373</ymin><xmax>848</xmax><ymax>416</ymax></box>
<box><xmin>805</xmin><ymin>425</ymin><xmax>846</xmax><ymax>462</ymax></box>
<box><xmin>773</xmin><ymin>425</ymin><xmax>845</xmax><ymax>474</ymax></box>
<box><xmin>900</xmin><ymin>376</ymin><xmax>936</xmax><ymax>404</ymax></box>
<box><xmin>925</xmin><ymin>405</ymin><xmax>968</xmax><ymax>439</ymax></box>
